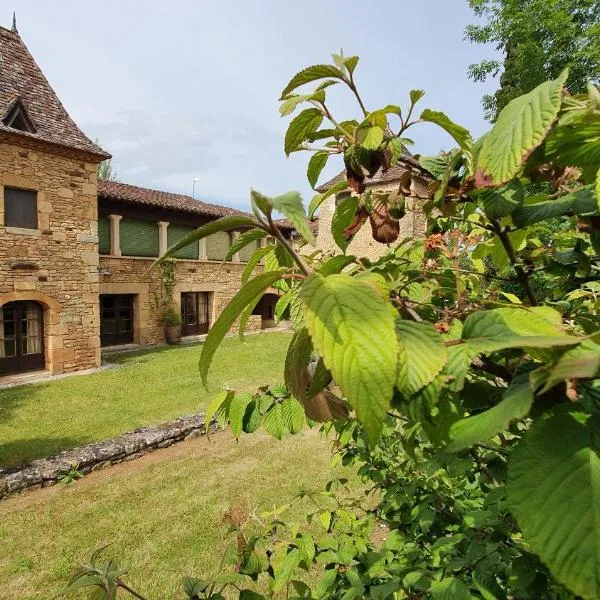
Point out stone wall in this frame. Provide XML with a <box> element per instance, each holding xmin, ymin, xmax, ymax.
<box><xmin>0</xmin><ymin>413</ymin><xmax>217</xmax><ymax>499</ymax></box>
<box><xmin>99</xmin><ymin>256</ymin><xmax>266</xmax><ymax>344</ymax></box>
<box><xmin>316</xmin><ymin>178</ymin><xmax>429</xmax><ymax>260</ymax></box>
<box><xmin>0</xmin><ymin>138</ymin><xmax>101</xmax><ymax>373</ymax></box>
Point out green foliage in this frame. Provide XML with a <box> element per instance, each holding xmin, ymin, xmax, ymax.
<box><xmin>476</xmin><ymin>70</ymin><xmax>568</xmax><ymax>185</ymax></box>
<box><xmin>301</xmin><ymin>273</ymin><xmax>397</xmax><ymax>443</ymax></box>
<box><xmin>466</xmin><ymin>0</ymin><xmax>600</xmax><ymax>120</ymax></box>
<box><xmin>62</xmin><ymin>53</ymin><xmax>600</xmax><ymax>600</ymax></box>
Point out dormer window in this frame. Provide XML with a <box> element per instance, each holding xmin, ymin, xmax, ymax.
<box><xmin>3</xmin><ymin>99</ymin><xmax>36</xmax><ymax>133</ymax></box>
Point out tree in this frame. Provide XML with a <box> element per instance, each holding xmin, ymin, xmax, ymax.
<box><xmin>465</xmin><ymin>0</ymin><xmax>600</xmax><ymax>120</ymax></box>
<box><xmin>97</xmin><ymin>157</ymin><xmax>119</xmax><ymax>182</ymax></box>
<box><xmin>57</xmin><ymin>57</ymin><xmax>600</xmax><ymax>600</ymax></box>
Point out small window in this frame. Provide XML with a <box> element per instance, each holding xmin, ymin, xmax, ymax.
<box><xmin>4</xmin><ymin>187</ymin><xmax>37</xmax><ymax>229</ymax></box>
<box><xmin>3</xmin><ymin>100</ymin><xmax>36</xmax><ymax>133</ymax></box>
<box><xmin>335</xmin><ymin>191</ymin><xmax>352</xmax><ymax>206</ymax></box>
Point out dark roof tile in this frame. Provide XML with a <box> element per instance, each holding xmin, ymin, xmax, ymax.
<box><xmin>0</xmin><ymin>26</ymin><xmax>109</xmax><ymax>159</ymax></box>
<box><xmin>98</xmin><ymin>180</ymin><xmax>296</xmax><ymax>230</ymax></box>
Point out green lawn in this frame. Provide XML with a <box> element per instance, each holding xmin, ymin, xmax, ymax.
<box><xmin>0</xmin><ymin>332</ymin><xmax>292</xmax><ymax>468</ymax></box>
<box><xmin>0</xmin><ymin>428</ymin><xmax>359</xmax><ymax>599</ymax></box>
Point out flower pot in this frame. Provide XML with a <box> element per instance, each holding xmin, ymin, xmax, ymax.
<box><xmin>165</xmin><ymin>324</ymin><xmax>181</xmax><ymax>345</ymax></box>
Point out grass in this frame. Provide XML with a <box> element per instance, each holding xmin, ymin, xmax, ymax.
<box><xmin>0</xmin><ymin>428</ymin><xmax>360</xmax><ymax>599</ymax></box>
<box><xmin>0</xmin><ymin>332</ymin><xmax>292</xmax><ymax>468</ymax></box>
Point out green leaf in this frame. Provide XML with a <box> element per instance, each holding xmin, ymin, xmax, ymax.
<box><xmin>356</xmin><ymin>126</ymin><xmax>384</xmax><ymax>151</ymax></box>
<box><xmin>419</xmin><ymin>153</ymin><xmax>456</xmax><ymax>179</ymax></box>
<box><xmin>279</xmin><ymin>94</ymin><xmax>312</xmax><ymax>117</ymax></box>
<box><xmin>410</xmin><ymin>89</ymin><xmax>425</xmax><ymax>104</ymax></box>
<box><xmin>284</xmin><ymin>328</ymin><xmax>312</xmax><ymax>403</ymax></box>
<box><xmin>396</xmin><ymin>320</ymin><xmax>448</xmax><ymax>397</ymax></box>
<box><xmin>205</xmin><ymin>390</ymin><xmax>235</xmax><ymax>435</ymax></box>
<box><xmin>224</xmin><ymin>228</ymin><xmax>266</xmax><ymax>262</ymax></box>
<box><xmin>309</xmin><ymin>180</ymin><xmax>349</xmax><ymax>219</ymax></box>
<box><xmin>263</xmin><ymin>403</ymin><xmax>285</xmax><ymax>440</ymax></box>
<box><xmin>272</xmin><ymin>548</ymin><xmax>301</xmax><ymax>593</ymax></box>
<box><xmin>476</xmin><ymin>70</ymin><xmax>568</xmax><ymax>186</ymax></box>
<box><xmin>275</xmin><ymin>290</ymin><xmax>292</xmax><ymax>320</ymax></box>
<box><xmin>319</xmin><ymin>255</ymin><xmax>356</xmax><ymax>276</ymax></box>
<box><xmin>242</xmin><ymin>246</ymin><xmax>272</xmax><ymax>284</ymax></box>
<box><xmin>308</xmin><ymin>151</ymin><xmax>329</xmax><ymax>189</ymax></box>
<box><xmin>597</xmin><ymin>168</ymin><xmax>600</xmax><ymax>211</ymax></box>
<box><xmin>242</xmin><ymin>399</ymin><xmax>262</xmax><ymax>433</ymax></box>
<box><xmin>546</xmin><ymin>111</ymin><xmax>600</xmax><ymax>172</ymax></box>
<box><xmin>461</xmin><ymin>307</ymin><xmax>579</xmax><ymax>354</ymax></box>
<box><xmin>281</xmin><ymin>397</ymin><xmax>305</xmax><ymax>434</ymax></box>
<box><xmin>507</xmin><ymin>408</ymin><xmax>600</xmax><ymax>600</ymax></box>
<box><xmin>285</xmin><ymin>108</ymin><xmax>324</xmax><ymax>156</ymax></box>
<box><xmin>430</xmin><ymin>577</ymin><xmax>471</xmax><ymax>600</ymax></box>
<box><xmin>512</xmin><ymin>186</ymin><xmax>597</xmax><ymax>227</ymax></box>
<box><xmin>446</xmin><ymin>378</ymin><xmax>533</xmax><ymax>452</ymax></box>
<box><xmin>537</xmin><ymin>339</ymin><xmax>600</xmax><ymax>393</ymax></box>
<box><xmin>229</xmin><ymin>393</ymin><xmax>253</xmax><ymax>438</ymax></box>
<box><xmin>182</xmin><ymin>576</ymin><xmax>209</xmax><ymax>598</ymax></box>
<box><xmin>239</xmin><ymin>590</ymin><xmax>266</xmax><ymax>600</ymax></box>
<box><xmin>301</xmin><ymin>273</ymin><xmax>398</xmax><ymax>443</ymax></box>
<box><xmin>150</xmin><ymin>215</ymin><xmax>258</xmax><ymax>270</ymax></box>
<box><xmin>199</xmin><ymin>270</ymin><xmax>286</xmax><ymax>387</ymax></box>
<box><xmin>420</xmin><ymin>109</ymin><xmax>473</xmax><ymax>171</ymax></box>
<box><xmin>331</xmin><ymin>196</ymin><xmax>359</xmax><ymax>253</ymax></box>
<box><xmin>479</xmin><ymin>180</ymin><xmax>524</xmax><ymax>220</ymax></box>
<box><xmin>270</xmin><ymin>191</ymin><xmax>315</xmax><ymax>245</ymax></box>
<box><xmin>280</xmin><ymin>64</ymin><xmax>346</xmax><ymax>99</ymax></box>
<box><xmin>297</xmin><ymin>534</ymin><xmax>315</xmax><ymax>564</ymax></box>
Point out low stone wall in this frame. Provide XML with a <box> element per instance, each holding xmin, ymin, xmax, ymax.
<box><xmin>0</xmin><ymin>413</ymin><xmax>216</xmax><ymax>500</ymax></box>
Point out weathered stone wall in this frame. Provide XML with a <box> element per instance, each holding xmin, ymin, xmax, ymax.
<box><xmin>316</xmin><ymin>179</ymin><xmax>429</xmax><ymax>260</ymax></box>
<box><xmin>0</xmin><ymin>139</ymin><xmax>100</xmax><ymax>373</ymax></box>
<box><xmin>99</xmin><ymin>256</ymin><xmax>265</xmax><ymax>344</ymax></box>
<box><xmin>0</xmin><ymin>413</ymin><xmax>217</xmax><ymax>499</ymax></box>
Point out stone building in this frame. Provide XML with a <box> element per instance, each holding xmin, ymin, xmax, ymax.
<box><xmin>0</xmin><ymin>22</ymin><xmax>288</xmax><ymax>379</ymax></box>
<box><xmin>315</xmin><ymin>158</ymin><xmax>431</xmax><ymax>260</ymax></box>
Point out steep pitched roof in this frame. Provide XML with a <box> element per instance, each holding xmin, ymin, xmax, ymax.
<box><xmin>0</xmin><ymin>25</ymin><xmax>109</xmax><ymax>159</ymax></box>
<box><xmin>98</xmin><ymin>180</ymin><xmax>295</xmax><ymax>231</ymax></box>
<box><xmin>316</xmin><ymin>155</ymin><xmax>431</xmax><ymax>193</ymax></box>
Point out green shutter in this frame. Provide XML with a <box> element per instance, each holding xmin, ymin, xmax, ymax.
<box><xmin>120</xmin><ymin>218</ymin><xmax>159</xmax><ymax>257</ymax></box>
<box><xmin>238</xmin><ymin>239</ymin><xmax>261</xmax><ymax>262</ymax></box>
<box><xmin>167</xmin><ymin>224</ymin><xmax>198</xmax><ymax>259</ymax></box>
<box><xmin>98</xmin><ymin>215</ymin><xmax>110</xmax><ymax>255</ymax></box>
<box><xmin>206</xmin><ymin>231</ymin><xmax>231</xmax><ymax>261</ymax></box>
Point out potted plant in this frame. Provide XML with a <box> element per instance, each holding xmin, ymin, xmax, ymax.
<box><xmin>163</xmin><ymin>305</ymin><xmax>182</xmax><ymax>345</ymax></box>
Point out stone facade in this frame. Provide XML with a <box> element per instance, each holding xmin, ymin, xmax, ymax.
<box><xmin>0</xmin><ymin>138</ymin><xmax>101</xmax><ymax>374</ymax></box>
<box><xmin>316</xmin><ymin>177</ymin><xmax>429</xmax><ymax>260</ymax></box>
<box><xmin>99</xmin><ymin>256</ymin><xmax>264</xmax><ymax>346</ymax></box>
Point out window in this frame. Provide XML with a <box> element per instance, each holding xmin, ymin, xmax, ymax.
<box><xmin>238</xmin><ymin>239</ymin><xmax>261</xmax><ymax>262</ymax></box>
<box><xmin>3</xmin><ymin>100</ymin><xmax>36</xmax><ymax>133</ymax></box>
<box><xmin>4</xmin><ymin>187</ymin><xmax>37</xmax><ymax>229</ymax></box>
<box><xmin>181</xmin><ymin>292</ymin><xmax>210</xmax><ymax>336</ymax></box>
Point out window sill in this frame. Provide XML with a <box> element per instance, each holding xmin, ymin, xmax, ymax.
<box><xmin>4</xmin><ymin>226</ymin><xmax>41</xmax><ymax>237</ymax></box>
<box><xmin>98</xmin><ymin>254</ymin><xmax>250</xmax><ymax>264</ymax></box>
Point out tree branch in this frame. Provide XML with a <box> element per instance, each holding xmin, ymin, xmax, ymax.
<box><xmin>490</xmin><ymin>220</ymin><xmax>538</xmax><ymax>306</ymax></box>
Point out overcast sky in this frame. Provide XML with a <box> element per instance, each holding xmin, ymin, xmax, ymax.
<box><xmin>5</xmin><ymin>1</ymin><xmax>499</xmax><ymax>211</ymax></box>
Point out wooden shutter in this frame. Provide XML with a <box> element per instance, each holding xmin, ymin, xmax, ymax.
<box><xmin>120</xmin><ymin>218</ymin><xmax>159</xmax><ymax>257</ymax></box>
<box><xmin>4</xmin><ymin>188</ymin><xmax>37</xmax><ymax>229</ymax></box>
<box><xmin>238</xmin><ymin>239</ymin><xmax>261</xmax><ymax>262</ymax></box>
<box><xmin>98</xmin><ymin>216</ymin><xmax>110</xmax><ymax>254</ymax></box>
<box><xmin>167</xmin><ymin>224</ymin><xmax>198</xmax><ymax>259</ymax></box>
<box><xmin>206</xmin><ymin>231</ymin><xmax>231</xmax><ymax>261</ymax></box>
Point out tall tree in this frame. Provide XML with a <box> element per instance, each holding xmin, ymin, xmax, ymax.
<box><xmin>466</xmin><ymin>0</ymin><xmax>600</xmax><ymax>120</ymax></box>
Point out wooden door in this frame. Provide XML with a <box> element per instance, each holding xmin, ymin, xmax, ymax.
<box><xmin>181</xmin><ymin>292</ymin><xmax>210</xmax><ymax>336</ymax></box>
<box><xmin>100</xmin><ymin>295</ymin><xmax>134</xmax><ymax>346</ymax></box>
<box><xmin>0</xmin><ymin>301</ymin><xmax>45</xmax><ymax>375</ymax></box>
